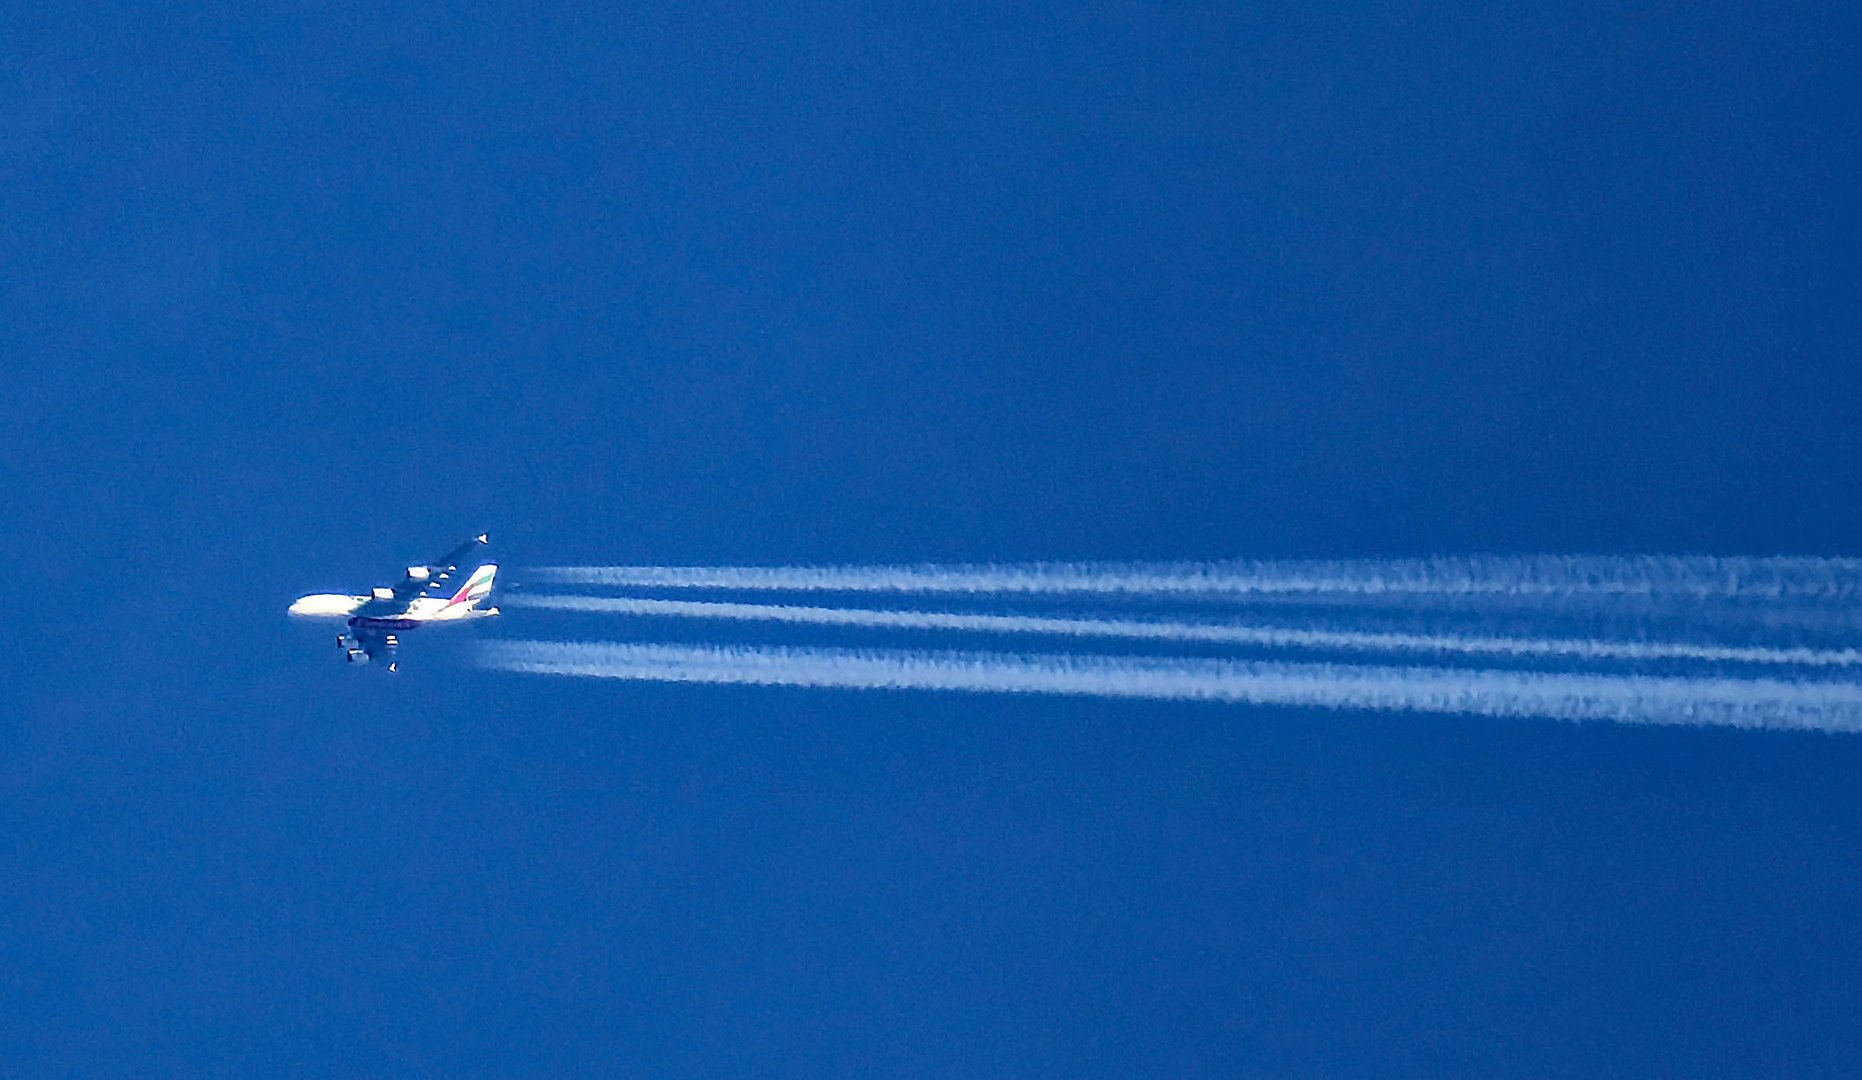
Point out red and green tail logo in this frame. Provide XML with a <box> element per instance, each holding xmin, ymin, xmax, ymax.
<box><xmin>448</xmin><ymin>564</ymin><xmax>498</xmax><ymax>606</ymax></box>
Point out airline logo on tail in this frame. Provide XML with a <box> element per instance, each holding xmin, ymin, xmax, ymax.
<box><xmin>449</xmin><ymin>564</ymin><xmax>498</xmax><ymax>607</ymax></box>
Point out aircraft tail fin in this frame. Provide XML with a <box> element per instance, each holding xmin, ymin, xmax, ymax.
<box><xmin>448</xmin><ymin>564</ymin><xmax>498</xmax><ymax>608</ymax></box>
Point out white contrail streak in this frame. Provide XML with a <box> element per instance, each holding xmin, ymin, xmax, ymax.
<box><xmin>529</xmin><ymin>556</ymin><xmax>1862</xmax><ymax>601</ymax></box>
<box><xmin>505</xmin><ymin>594</ymin><xmax>1862</xmax><ymax>668</ymax></box>
<box><xmin>477</xmin><ymin>639</ymin><xmax>1862</xmax><ymax>731</ymax></box>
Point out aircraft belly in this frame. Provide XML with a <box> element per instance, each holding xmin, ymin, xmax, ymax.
<box><xmin>351</xmin><ymin>616</ymin><xmax>422</xmax><ymax>630</ymax></box>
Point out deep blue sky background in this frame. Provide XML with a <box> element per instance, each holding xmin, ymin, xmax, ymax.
<box><xmin>6</xmin><ymin>3</ymin><xmax>1862</xmax><ymax>1074</ymax></box>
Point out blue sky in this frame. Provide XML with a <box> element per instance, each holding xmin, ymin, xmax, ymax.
<box><xmin>6</xmin><ymin>3</ymin><xmax>1862</xmax><ymax>1074</ymax></box>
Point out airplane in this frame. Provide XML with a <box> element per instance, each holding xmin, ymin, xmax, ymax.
<box><xmin>288</xmin><ymin>533</ymin><xmax>500</xmax><ymax>671</ymax></box>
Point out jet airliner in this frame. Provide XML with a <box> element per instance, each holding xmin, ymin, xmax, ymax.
<box><xmin>289</xmin><ymin>533</ymin><xmax>500</xmax><ymax>671</ymax></box>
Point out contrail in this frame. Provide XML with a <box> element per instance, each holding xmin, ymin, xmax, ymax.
<box><xmin>478</xmin><ymin>639</ymin><xmax>1862</xmax><ymax>732</ymax></box>
<box><xmin>505</xmin><ymin>593</ymin><xmax>1862</xmax><ymax>669</ymax></box>
<box><xmin>529</xmin><ymin>556</ymin><xmax>1862</xmax><ymax>602</ymax></box>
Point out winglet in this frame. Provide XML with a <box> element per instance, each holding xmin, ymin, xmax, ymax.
<box><xmin>477</xmin><ymin>533</ymin><xmax>490</xmax><ymax>544</ymax></box>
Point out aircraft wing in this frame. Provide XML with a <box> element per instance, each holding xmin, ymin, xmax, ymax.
<box><xmin>351</xmin><ymin>624</ymin><xmax>399</xmax><ymax>671</ymax></box>
<box><xmin>353</xmin><ymin>533</ymin><xmax>490</xmax><ymax>617</ymax></box>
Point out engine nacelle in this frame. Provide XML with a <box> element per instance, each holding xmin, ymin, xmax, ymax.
<box><xmin>346</xmin><ymin>649</ymin><xmax>368</xmax><ymax>664</ymax></box>
<box><xmin>372</xmin><ymin>586</ymin><xmax>395</xmax><ymax>600</ymax></box>
<box><xmin>406</xmin><ymin>566</ymin><xmax>430</xmax><ymax>582</ymax></box>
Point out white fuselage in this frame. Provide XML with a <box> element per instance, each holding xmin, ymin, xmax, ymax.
<box><xmin>288</xmin><ymin>594</ymin><xmax>500</xmax><ymax>625</ymax></box>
